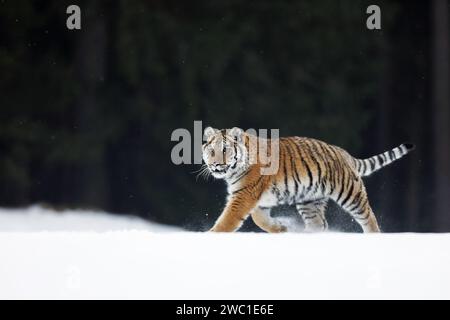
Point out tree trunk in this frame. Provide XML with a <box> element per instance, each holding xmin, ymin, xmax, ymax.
<box><xmin>74</xmin><ymin>2</ymin><xmax>108</xmax><ymax>208</ymax></box>
<box><xmin>432</xmin><ymin>0</ymin><xmax>450</xmax><ymax>231</ymax></box>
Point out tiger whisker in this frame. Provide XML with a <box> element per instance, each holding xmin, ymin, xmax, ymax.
<box><xmin>194</xmin><ymin>164</ymin><xmax>211</xmax><ymax>181</ymax></box>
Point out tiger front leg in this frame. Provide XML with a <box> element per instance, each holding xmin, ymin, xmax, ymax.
<box><xmin>209</xmin><ymin>195</ymin><xmax>258</xmax><ymax>232</ymax></box>
<box><xmin>251</xmin><ymin>207</ymin><xmax>288</xmax><ymax>233</ymax></box>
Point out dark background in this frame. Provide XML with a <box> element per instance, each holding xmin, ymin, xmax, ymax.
<box><xmin>0</xmin><ymin>0</ymin><xmax>449</xmax><ymax>232</ymax></box>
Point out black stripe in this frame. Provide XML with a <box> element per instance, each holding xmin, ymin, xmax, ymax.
<box><xmin>356</xmin><ymin>158</ymin><xmax>361</xmax><ymax>172</ymax></box>
<box><xmin>282</xmin><ymin>145</ymin><xmax>290</xmax><ymax>198</ymax></box>
<box><xmin>317</xmin><ymin>211</ymin><xmax>327</xmax><ymax>228</ymax></box>
<box><xmin>230</xmin><ymin>168</ymin><xmax>250</xmax><ymax>185</ymax></box>
<box><xmin>293</xmin><ymin>143</ymin><xmax>313</xmax><ymax>189</ymax></box>
<box><xmin>361</xmin><ymin>160</ymin><xmax>366</xmax><ymax>175</ymax></box>
<box><xmin>381</xmin><ymin>153</ymin><xmax>387</xmax><ymax>164</ymax></box>
<box><xmin>287</xmin><ymin>141</ymin><xmax>302</xmax><ymax>183</ymax></box>
<box><xmin>286</xmin><ymin>141</ymin><xmax>300</xmax><ymax>196</ymax></box>
<box><xmin>348</xmin><ymin>190</ymin><xmax>364</xmax><ymax>212</ymax></box>
<box><xmin>353</xmin><ymin>208</ymin><xmax>370</xmax><ymax>220</ymax></box>
<box><xmin>332</xmin><ymin>147</ymin><xmax>347</xmax><ymax>193</ymax></box>
<box><xmin>334</xmin><ymin>151</ymin><xmax>346</xmax><ymax>195</ymax></box>
<box><xmin>297</xmin><ymin>199</ymin><xmax>317</xmax><ymax>206</ymax></box>
<box><xmin>341</xmin><ymin>182</ymin><xmax>354</xmax><ymax>207</ymax></box>
<box><xmin>389</xmin><ymin>150</ymin><xmax>395</xmax><ymax>160</ymax></box>
<box><xmin>304</xmin><ymin>143</ymin><xmax>320</xmax><ymax>191</ymax></box>
<box><xmin>308</xmin><ymin>154</ymin><xmax>322</xmax><ymax>194</ymax></box>
<box><xmin>320</xmin><ymin>143</ymin><xmax>336</xmax><ymax>194</ymax></box>
<box><xmin>232</xmin><ymin>176</ymin><xmax>263</xmax><ymax>195</ymax></box>
<box><xmin>369</xmin><ymin>158</ymin><xmax>376</xmax><ymax>172</ymax></box>
<box><xmin>336</xmin><ymin>168</ymin><xmax>347</xmax><ymax>203</ymax></box>
<box><xmin>352</xmin><ymin>158</ymin><xmax>358</xmax><ymax>170</ymax></box>
<box><xmin>299</xmin><ymin>210</ymin><xmax>316</xmax><ymax>218</ymax></box>
<box><xmin>359</xmin><ymin>197</ymin><xmax>368</xmax><ymax>212</ymax></box>
<box><xmin>376</xmin><ymin>155</ymin><xmax>383</xmax><ymax>168</ymax></box>
<box><xmin>310</xmin><ymin>142</ymin><xmax>324</xmax><ymax>185</ymax></box>
<box><xmin>230</xmin><ymin>143</ymin><xmax>238</xmax><ymax>169</ymax></box>
<box><xmin>272</xmin><ymin>182</ymin><xmax>281</xmax><ymax>202</ymax></box>
<box><xmin>204</xmin><ymin>135</ymin><xmax>218</xmax><ymax>149</ymax></box>
<box><xmin>325</xmin><ymin>147</ymin><xmax>338</xmax><ymax>193</ymax></box>
<box><xmin>352</xmin><ymin>201</ymin><xmax>370</xmax><ymax>219</ymax></box>
<box><xmin>221</xmin><ymin>131</ymin><xmax>226</xmax><ymax>161</ymax></box>
<box><xmin>324</xmin><ymin>145</ymin><xmax>340</xmax><ymax>193</ymax></box>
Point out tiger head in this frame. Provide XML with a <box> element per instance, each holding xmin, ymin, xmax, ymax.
<box><xmin>202</xmin><ymin>127</ymin><xmax>249</xmax><ymax>179</ymax></box>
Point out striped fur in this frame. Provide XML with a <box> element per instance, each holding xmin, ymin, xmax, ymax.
<box><xmin>354</xmin><ymin>143</ymin><xmax>415</xmax><ymax>177</ymax></box>
<box><xmin>202</xmin><ymin>127</ymin><xmax>415</xmax><ymax>233</ymax></box>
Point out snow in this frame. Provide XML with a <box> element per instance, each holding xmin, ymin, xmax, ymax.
<box><xmin>0</xmin><ymin>206</ymin><xmax>450</xmax><ymax>299</ymax></box>
<box><xmin>0</xmin><ymin>205</ymin><xmax>178</xmax><ymax>232</ymax></box>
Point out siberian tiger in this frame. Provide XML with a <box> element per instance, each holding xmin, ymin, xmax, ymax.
<box><xmin>202</xmin><ymin>127</ymin><xmax>415</xmax><ymax>233</ymax></box>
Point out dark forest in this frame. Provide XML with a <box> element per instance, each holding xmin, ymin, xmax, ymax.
<box><xmin>0</xmin><ymin>0</ymin><xmax>449</xmax><ymax>232</ymax></box>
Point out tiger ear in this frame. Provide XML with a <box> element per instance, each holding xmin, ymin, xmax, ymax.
<box><xmin>204</xmin><ymin>127</ymin><xmax>218</xmax><ymax>139</ymax></box>
<box><xmin>228</xmin><ymin>127</ymin><xmax>244</xmax><ymax>142</ymax></box>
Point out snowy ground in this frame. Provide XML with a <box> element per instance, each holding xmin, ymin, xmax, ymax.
<box><xmin>0</xmin><ymin>206</ymin><xmax>449</xmax><ymax>299</ymax></box>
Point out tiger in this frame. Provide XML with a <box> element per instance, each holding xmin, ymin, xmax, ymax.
<box><xmin>201</xmin><ymin>127</ymin><xmax>415</xmax><ymax>233</ymax></box>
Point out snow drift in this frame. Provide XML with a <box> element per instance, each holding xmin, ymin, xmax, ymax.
<box><xmin>0</xmin><ymin>206</ymin><xmax>449</xmax><ymax>299</ymax></box>
<box><xmin>0</xmin><ymin>205</ymin><xmax>178</xmax><ymax>232</ymax></box>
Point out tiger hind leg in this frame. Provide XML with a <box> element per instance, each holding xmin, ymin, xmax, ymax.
<box><xmin>336</xmin><ymin>180</ymin><xmax>380</xmax><ymax>233</ymax></box>
<box><xmin>296</xmin><ymin>199</ymin><xmax>329</xmax><ymax>232</ymax></box>
<box><xmin>251</xmin><ymin>207</ymin><xmax>288</xmax><ymax>233</ymax></box>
